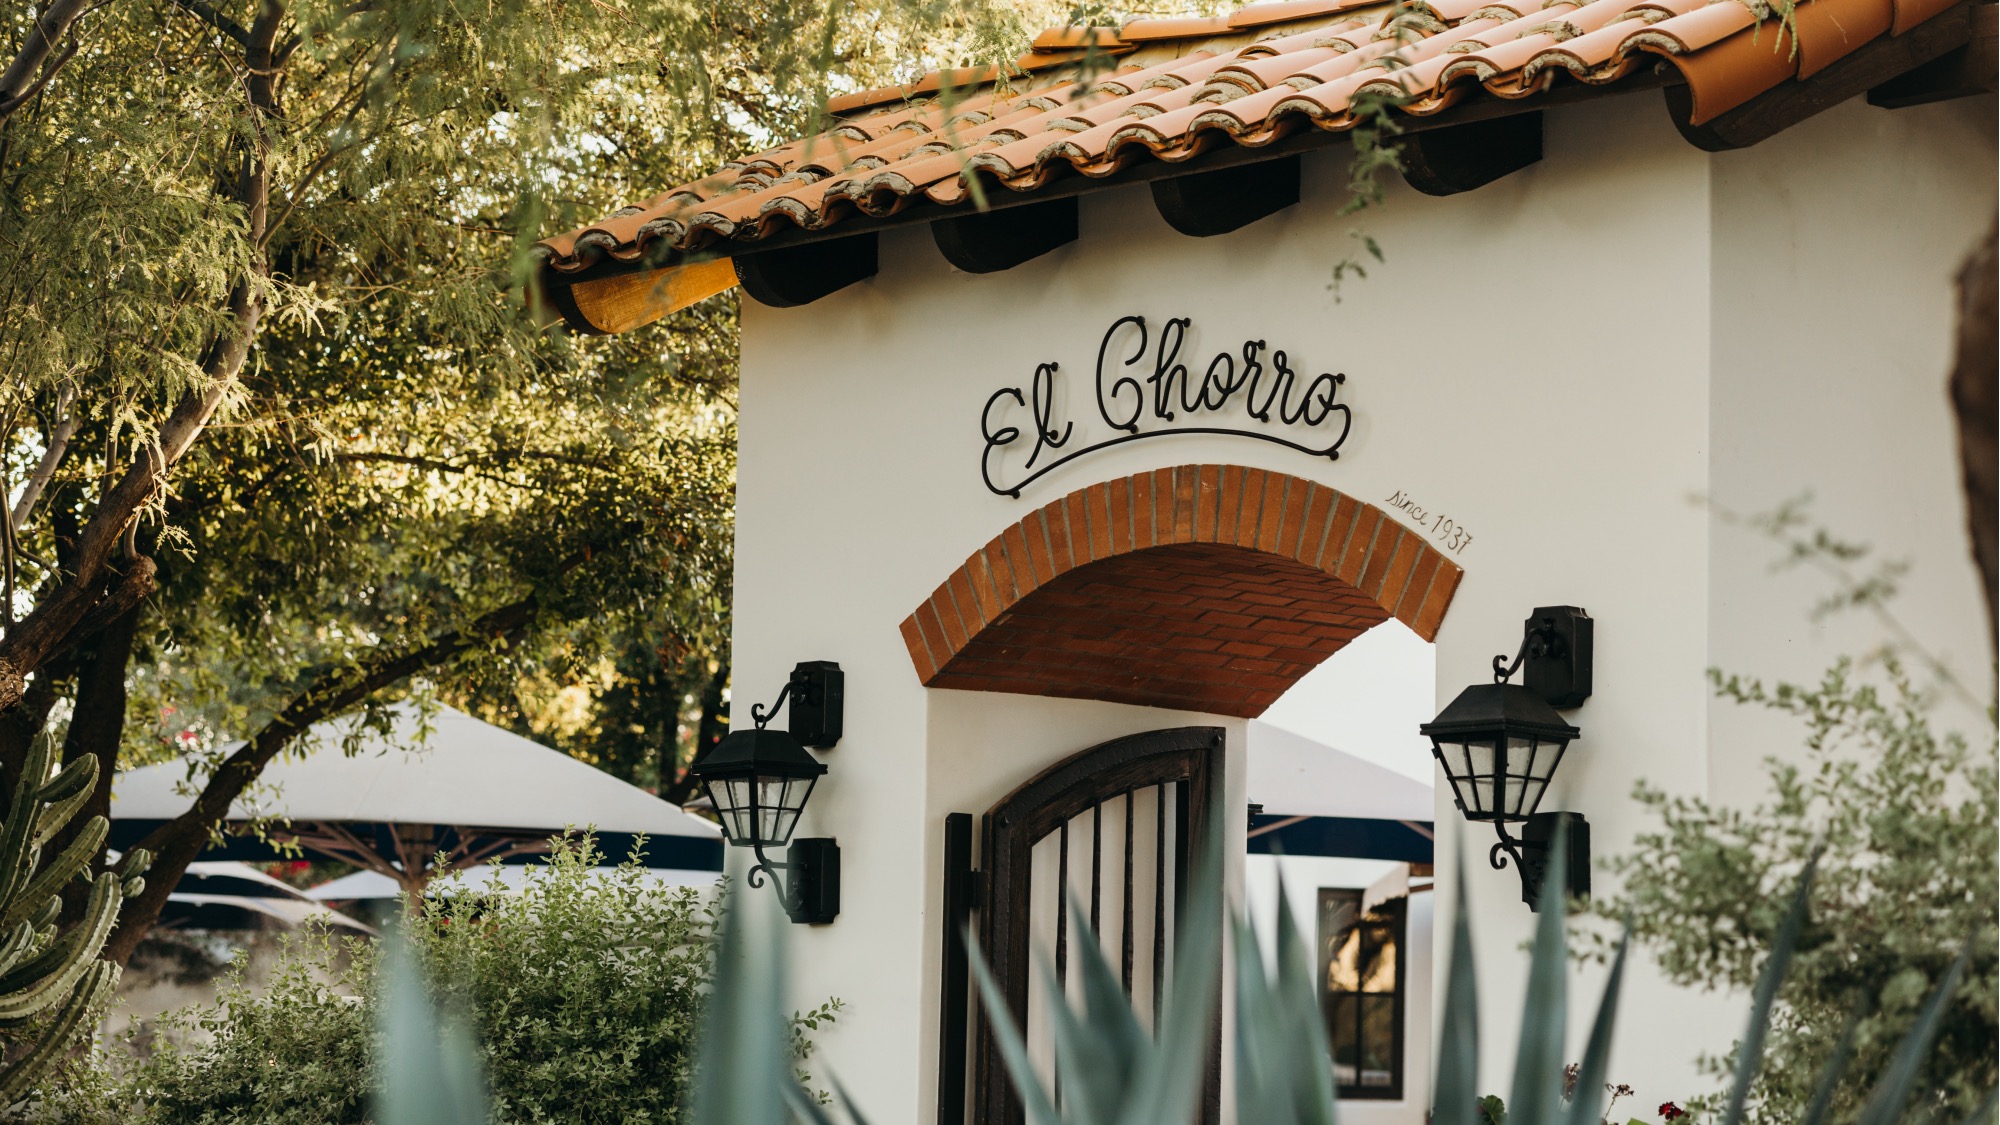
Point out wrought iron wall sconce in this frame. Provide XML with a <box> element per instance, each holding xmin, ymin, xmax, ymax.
<box><xmin>1420</xmin><ymin>607</ymin><xmax>1593</xmax><ymax>912</ymax></box>
<box><xmin>689</xmin><ymin>661</ymin><xmax>844</xmax><ymax>924</ymax></box>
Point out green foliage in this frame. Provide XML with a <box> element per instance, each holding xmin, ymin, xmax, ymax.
<box><xmin>134</xmin><ymin>927</ymin><xmax>374</xmax><ymax>1125</ymax></box>
<box><xmin>691</xmin><ymin>813</ymin><xmax>1987</xmax><ymax>1125</ymax></box>
<box><xmin>108</xmin><ymin>837</ymin><xmax>828</xmax><ymax>1124</ymax></box>
<box><xmin>0</xmin><ymin>735</ymin><xmax>149</xmax><ymax>1109</ymax></box>
<box><xmin>1590</xmin><ymin>656</ymin><xmax>1998</xmax><ymax>1125</ymax></box>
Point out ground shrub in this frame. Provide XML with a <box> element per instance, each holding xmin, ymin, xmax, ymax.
<box><xmin>83</xmin><ymin>837</ymin><xmax>827</xmax><ymax>1124</ymax></box>
<box><xmin>1592</xmin><ymin>658</ymin><xmax>1997</xmax><ymax>1125</ymax></box>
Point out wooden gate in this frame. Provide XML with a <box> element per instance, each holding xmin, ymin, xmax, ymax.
<box><xmin>937</xmin><ymin>727</ymin><xmax>1224</xmax><ymax>1125</ymax></box>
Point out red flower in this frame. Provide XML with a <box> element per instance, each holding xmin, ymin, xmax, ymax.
<box><xmin>1659</xmin><ymin>1103</ymin><xmax>1686</xmax><ymax>1121</ymax></box>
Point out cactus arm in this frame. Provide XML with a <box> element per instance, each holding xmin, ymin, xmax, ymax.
<box><xmin>1</xmin><ymin>816</ymin><xmax>107</xmax><ymax>930</ymax></box>
<box><xmin>0</xmin><ymin>872</ymin><xmax>117</xmax><ymax>1020</ymax></box>
<box><xmin>116</xmin><ymin>847</ymin><xmax>151</xmax><ymax>880</ymax></box>
<box><xmin>0</xmin><ymin>923</ymin><xmax>36</xmax><ymax>980</ymax></box>
<box><xmin>0</xmin><ymin>958</ymin><xmax>115</xmax><ymax>1107</ymax></box>
<box><xmin>30</xmin><ymin>756</ymin><xmax>98</xmax><ymax>850</ymax></box>
<box><xmin>0</xmin><ymin>740</ymin><xmax>53</xmax><ymax>913</ymax></box>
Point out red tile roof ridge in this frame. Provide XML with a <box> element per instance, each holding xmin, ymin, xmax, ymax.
<box><xmin>536</xmin><ymin>0</ymin><xmax>1971</xmax><ymax>285</ymax></box>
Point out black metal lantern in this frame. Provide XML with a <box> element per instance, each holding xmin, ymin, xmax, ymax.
<box><xmin>690</xmin><ymin>661</ymin><xmax>844</xmax><ymax>924</ymax></box>
<box><xmin>697</xmin><ymin>728</ymin><xmax>826</xmax><ymax>849</ymax></box>
<box><xmin>1421</xmin><ymin>607</ymin><xmax>1593</xmax><ymax>912</ymax></box>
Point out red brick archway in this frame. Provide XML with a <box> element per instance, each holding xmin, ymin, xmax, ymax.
<box><xmin>898</xmin><ymin>465</ymin><xmax>1464</xmax><ymax>717</ymax></box>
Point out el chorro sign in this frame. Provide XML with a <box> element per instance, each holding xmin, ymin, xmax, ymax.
<box><xmin>979</xmin><ymin>314</ymin><xmax>1355</xmax><ymax>498</ymax></box>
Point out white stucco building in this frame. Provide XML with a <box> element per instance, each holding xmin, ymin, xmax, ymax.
<box><xmin>537</xmin><ymin>1</ymin><xmax>1995</xmax><ymax>1119</ymax></box>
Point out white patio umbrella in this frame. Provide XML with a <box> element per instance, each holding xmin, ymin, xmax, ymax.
<box><xmin>113</xmin><ymin>703</ymin><xmax>722</xmax><ymax>900</ymax></box>
<box><xmin>1245</xmin><ymin>719</ymin><xmax>1436</xmax><ymax>862</ymax></box>
<box><xmin>307</xmin><ymin>863</ymin><xmax>719</xmax><ymax>901</ymax></box>
<box><xmin>153</xmin><ymin>860</ymin><xmax>376</xmax><ymax>935</ymax></box>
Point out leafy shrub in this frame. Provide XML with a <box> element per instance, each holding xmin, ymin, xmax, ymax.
<box><xmin>1591</xmin><ymin>658</ymin><xmax>1997</xmax><ymax>1125</ymax></box>
<box><xmin>107</xmin><ymin>836</ymin><xmax>830</xmax><ymax>1124</ymax></box>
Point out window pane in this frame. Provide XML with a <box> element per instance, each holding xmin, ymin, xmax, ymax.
<box><xmin>1326</xmin><ymin>993</ymin><xmax>1359</xmax><ymax>1086</ymax></box>
<box><xmin>1319</xmin><ymin>888</ymin><xmax>1406</xmax><ymax>1099</ymax></box>
<box><xmin>1358</xmin><ymin>995</ymin><xmax>1398</xmax><ymax>1085</ymax></box>
<box><xmin>1359</xmin><ymin>922</ymin><xmax>1397</xmax><ymax>993</ymax></box>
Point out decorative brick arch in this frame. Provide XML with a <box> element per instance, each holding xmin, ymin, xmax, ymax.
<box><xmin>898</xmin><ymin>464</ymin><xmax>1465</xmax><ymax>718</ymax></box>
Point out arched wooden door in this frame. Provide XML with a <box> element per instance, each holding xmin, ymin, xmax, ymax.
<box><xmin>959</xmin><ymin>726</ymin><xmax>1224</xmax><ymax>1125</ymax></box>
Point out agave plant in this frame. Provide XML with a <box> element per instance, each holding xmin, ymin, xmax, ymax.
<box><xmin>695</xmin><ymin>825</ymin><xmax>1989</xmax><ymax>1125</ymax></box>
<box><xmin>0</xmin><ymin>732</ymin><xmax>150</xmax><ymax>1105</ymax></box>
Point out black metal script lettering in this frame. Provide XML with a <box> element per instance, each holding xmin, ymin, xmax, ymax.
<box><xmin>983</xmin><ymin>313</ymin><xmax>1355</xmax><ymax>498</ymax></box>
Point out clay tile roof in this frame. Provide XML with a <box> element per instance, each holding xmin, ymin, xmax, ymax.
<box><xmin>537</xmin><ymin>0</ymin><xmax>1979</xmax><ymax>331</ymax></box>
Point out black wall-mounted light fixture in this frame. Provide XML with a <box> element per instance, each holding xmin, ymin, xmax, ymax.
<box><xmin>1421</xmin><ymin>607</ymin><xmax>1593</xmax><ymax>912</ymax></box>
<box><xmin>690</xmin><ymin>661</ymin><xmax>843</xmax><ymax>924</ymax></box>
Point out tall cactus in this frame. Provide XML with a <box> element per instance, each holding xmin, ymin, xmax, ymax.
<box><xmin>0</xmin><ymin>734</ymin><xmax>149</xmax><ymax>1106</ymax></box>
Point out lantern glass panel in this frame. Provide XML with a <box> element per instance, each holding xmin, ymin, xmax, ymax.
<box><xmin>706</xmin><ymin>776</ymin><xmax>755</xmax><ymax>843</ymax></box>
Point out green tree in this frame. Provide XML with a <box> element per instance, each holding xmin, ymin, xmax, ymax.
<box><xmin>0</xmin><ymin>0</ymin><xmax>1045</xmax><ymax>1047</ymax></box>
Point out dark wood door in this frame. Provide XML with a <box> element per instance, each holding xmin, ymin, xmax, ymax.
<box><xmin>965</xmin><ymin>726</ymin><xmax>1224</xmax><ymax>1125</ymax></box>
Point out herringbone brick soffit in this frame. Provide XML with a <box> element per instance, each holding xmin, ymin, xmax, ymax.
<box><xmin>897</xmin><ymin>464</ymin><xmax>1464</xmax><ymax>718</ymax></box>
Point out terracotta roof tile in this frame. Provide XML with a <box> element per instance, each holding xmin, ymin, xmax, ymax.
<box><xmin>539</xmin><ymin>0</ymin><xmax>1971</xmax><ymax>290</ymax></box>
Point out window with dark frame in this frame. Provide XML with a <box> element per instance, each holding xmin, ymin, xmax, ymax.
<box><xmin>1317</xmin><ymin>888</ymin><xmax>1406</xmax><ymax>1100</ymax></box>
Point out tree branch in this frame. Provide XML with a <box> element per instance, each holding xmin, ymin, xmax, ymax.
<box><xmin>10</xmin><ymin>385</ymin><xmax>78</xmax><ymax>535</ymax></box>
<box><xmin>166</xmin><ymin>0</ymin><xmax>251</xmax><ymax>46</ymax></box>
<box><xmin>0</xmin><ymin>0</ymin><xmax>286</xmax><ymax>713</ymax></box>
<box><xmin>103</xmin><ymin>587</ymin><xmax>548</xmax><ymax>964</ymax></box>
<box><xmin>0</xmin><ymin>35</ymin><xmax>77</xmax><ymax>118</ymax></box>
<box><xmin>0</xmin><ymin>0</ymin><xmax>92</xmax><ymax>126</ymax></box>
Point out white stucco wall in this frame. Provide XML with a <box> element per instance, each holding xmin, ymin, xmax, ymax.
<box><xmin>732</xmin><ymin>82</ymin><xmax>1994</xmax><ymax>1124</ymax></box>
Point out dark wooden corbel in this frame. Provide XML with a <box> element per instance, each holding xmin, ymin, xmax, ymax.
<box><xmin>933</xmin><ymin>197</ymin><xmax>1078</xmax><ymax>274</ymax></box>
<box><xmin>733</xmin><ymin>233</ymin><xmax>880</xmax><ymax>307</ymax></box>
<box><xmin>1398</xmin><ymin>112</ymin><xmax>1544</xmax><ymax>196</ymax></box>
<box><xmin>1151</xmin><ymin>154</ymin><xmax>1302</xmax><ymax>237</ymax></box>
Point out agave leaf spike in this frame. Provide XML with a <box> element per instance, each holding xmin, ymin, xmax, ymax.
<box><xmin>966</xmin><ymin>927</ymin><xmax>1064</xmax><ymax>1125</ymax></box>
<box><xmin>1231</xmin><ymin>910</ymin><xmax>1286</xmax><ymax>1125</ymax></box>
<box><xmin>3</xmin><ymin>814</ymin><xmax>107</xmax><ymax>929</ymax></box>
<box><xmin>1029</xmin><ymin>910</ymin><xmax>1132</xmax><ymax>1125</ymax></box>
<box><xmin>1238</xmin><ymin>873</ymin><xmax>1336</xmax><ymax>1125</ymax></box>
<box><xmin>1116</xmin><ymin>827</ymin><xmax>1223</xmax><ymax>1125</ymax></box>
<box><xmin>1718</xmin><ymin>850</ymin><xmax>1821</xmax><ymax>1125</ymax></box>
<box><xmin>1063</xmin><ymin>890</ymin><xmax>1150</xmax><ymax>1071</ymax></box>
<box><xmin>688</xmin><ymin>867</ymin><xmax>792</xmax><ymax>1125</ymax></box>
<box><xmin>1031</xmin><ymin>942</ymin><xmax>1115</xmax><ymax>1125</ymax></box>
<box><xmin>0</xmin><ymin>958</ymin><xmax>115</xmax><ymax>1106</ymax></box>
<box><xmin>1850</xmin><ymin>943</ymin><xmax>1972</xmax><ymax>1125</ymax></box>
<box><xmin>1434</xmin><ymin>847</ymin><xmax>1482</xmax><ymax>1125</ymax></box>
<box><xmin>1564</xmin><ymin>926</ymin><xmax>1631</xmax><ymax>1125</ymax></box>
<box><xmin>1508</xmin><ymin>826</ymin><xmax>1570</xmax><ymax>1125</ymax></box>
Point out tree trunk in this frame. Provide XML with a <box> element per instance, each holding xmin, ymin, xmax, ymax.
<box><xmin>52</xmin><ymin>602</ymin><xmax>139</xmax><ymax>924</ymax></box>
<box><xmin>1951</xmin><ymin>222</ymin><xmax>1997</xmax><ymax>649</ymax></box>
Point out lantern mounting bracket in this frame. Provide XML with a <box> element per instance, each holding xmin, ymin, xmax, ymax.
<box><xmin>1490</xmin><ymin>606</ymin><xmax>1593</xmax><ymax>708</ymax></box>
<box><xmin>1488</xmin><ymin>812</ymin><xmax>1591</xmax><ymax>912</ymax></box>
<box><xmin>746</xmin><ymin>837</ymin><xmax>840</xmax><ymax>924</ymax></box>
<box><xmin>751</xmin><ymin>661</ymin><xmax>845</xmax><ymax>749</ymax></box>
